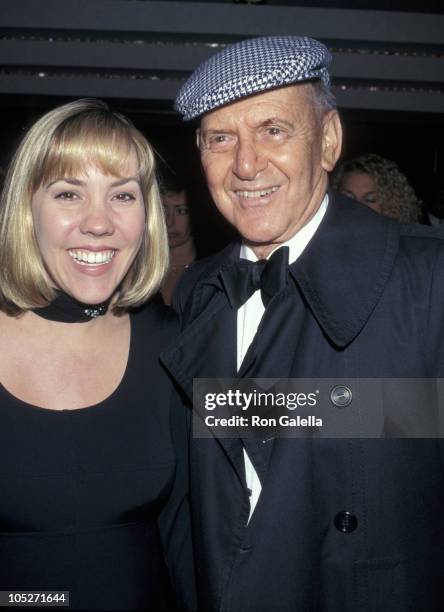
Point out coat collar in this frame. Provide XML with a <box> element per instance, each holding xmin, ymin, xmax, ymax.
<box><xmin>289</xmin><ymin>193</ymin><xmax>400</xmax><ymax>347</ymax></box>
<box><xmin>183</xmin><ymin>193</ymin><xmax>400</xmax><ymax>348</ymax></box>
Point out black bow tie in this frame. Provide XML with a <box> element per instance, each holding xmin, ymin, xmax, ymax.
<box><xmin>220</xmin><ymin>246</ymin><xmax>289</xmax><ymax>308</ymax></box>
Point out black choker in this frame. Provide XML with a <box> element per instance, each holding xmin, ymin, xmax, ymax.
<box><xmin>32</xmin><ymin>290</ymin><xmax>110</xmax><ymax>323</ymax></box>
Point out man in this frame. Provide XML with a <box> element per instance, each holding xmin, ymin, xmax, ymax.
<box><xmin>161</xmin><ymin>37</ymin><xmax>444</xmax><ymax>611</ymax></box>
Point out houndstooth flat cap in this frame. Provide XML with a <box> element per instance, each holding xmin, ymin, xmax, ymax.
<box><xmin>175</xmin><ymin>35</ymin><xmax>332</xmax><ymax>121</ymax></box>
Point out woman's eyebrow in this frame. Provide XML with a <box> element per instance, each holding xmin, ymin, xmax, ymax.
<box><xmin>110</xmin><ymin>176</ymin><xmax>140</xmax><ymax>187</ymax></box>
<box><xmin>46</xmin><ymin>176</ymin><xmax>139</xmax><ymax>189</ymax></box>
<box><xmin>46</xmin><ymin>177</ymin><xmax>84</xmax><ymax>188</ymax></box>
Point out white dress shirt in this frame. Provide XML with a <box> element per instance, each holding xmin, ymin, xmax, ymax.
<box><xmin>236</xmin><ymin>194</ymin><xmax>329</xmax><ymax>521</ymax></box>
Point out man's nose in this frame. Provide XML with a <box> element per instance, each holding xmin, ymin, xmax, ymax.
<box><xmin>233</xmin><ymin>138</ymin><xmax>267</xmax><ymax>181</ymax></box>
<box><xmin>79</xmin><ymin>198</ymin><xmax>115</xmax><ymax>236</ymax></box>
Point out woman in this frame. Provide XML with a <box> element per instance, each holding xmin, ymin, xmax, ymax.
<box><xmin>333</xmin><ymin>153</ymin><xmax>422</xmax><ymax>223</ymax></box>
<box><xmin>0</xmin><ymin>99</ymin><xmax>194</xmax><ymax>610</ymax></box>
<box><xmin>160</xmin><ymin>175</ymin><xmax>196</xmax><ymax>305</ymax></box>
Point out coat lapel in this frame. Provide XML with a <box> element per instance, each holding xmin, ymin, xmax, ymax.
<box><xmin>290</xmin><ymin>194</ymin><xmax>401</xmax><ymax>347</ymax></box>
<box><xmin>161</xmin><ymin>245</ymin><xmax>247</xmax><ymax>483</ymax></box>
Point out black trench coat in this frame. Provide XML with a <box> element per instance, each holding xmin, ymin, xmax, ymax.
<box><xmin>161</xmin><ymin>194</ymin><xmax>444</xmax><ymax>612</ymax></box>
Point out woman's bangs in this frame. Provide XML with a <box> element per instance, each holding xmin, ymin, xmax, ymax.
<box><xmin>38</xmin><ymin>120</ymin><xmax>140</xmax><ymax>187</ymax></box>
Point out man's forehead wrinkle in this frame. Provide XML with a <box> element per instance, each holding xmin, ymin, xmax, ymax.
<box><xmin>261</xmin><ymin>117</ymin><xmax>292</xmax><ymax>127</ymax></box>
<box><xmin>202</xmin><ymin>109</ymin><xmax>299</xmax><ymax>135</ymax></box>
<box><xmin>202</xmin><ymin>124</ymin><xmax>238</xmax><ymax>136</ymax></box>
<box><xmin>204</xmin><ymin>86</ymin><xmax>314</xmax><ymax>129</ymax></box>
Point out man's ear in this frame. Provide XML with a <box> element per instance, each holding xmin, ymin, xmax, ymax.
<box><xmin>321</xmin><ymin>110</ymin><xmax>342</xmax><ymax>172</ymax></box>
<box><xmin>195</xmin><ymin>128</ymin><xmax>201</xmax><ymax>150</ymax></box>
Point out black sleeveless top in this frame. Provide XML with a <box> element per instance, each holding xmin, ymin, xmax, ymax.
<box><xmin>0</xmin><ymin>304</ymin><xmax>190</xmax><ymax>610</ymax></box>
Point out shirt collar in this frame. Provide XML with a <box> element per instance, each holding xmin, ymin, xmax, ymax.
<box><xmin>240</xmin><ymin>193</ymin><xmax>329</xmax><ymax>263</ymax></box>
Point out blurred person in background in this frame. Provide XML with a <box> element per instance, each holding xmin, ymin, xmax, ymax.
<box><xmin>160</xmin><ymin>174</ymin><xmax>197</xmax><ymax>305</ymax></box>
<box><xmin>332</xmin><ymin>152</ymin><xmax>422</xmax><ymax>223</ymax></box>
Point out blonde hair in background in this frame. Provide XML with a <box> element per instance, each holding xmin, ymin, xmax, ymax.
<box><xmin>0</xmin><ymin>98</ymin><xmax>168</xmax><ymax>315</ymax></box>
<box><xmin>332</xmin><ymin>152</ymin><xmax>422</xmax><ymax>224</ymax></box>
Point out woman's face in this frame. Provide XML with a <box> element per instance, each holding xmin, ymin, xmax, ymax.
<box><xmin>32</xmin><ymin>149</ymin><xmax>146</xmax><ymax>305</ymax></box>
<box><xmin>162</xmin><ymin>190</ymin><xmax>192</xmax><ymax>249</ymax></box>
<box><xmin>339</xmin><ymin>171</ymin><xmax>383</xmax><ymax>214</ymax></box>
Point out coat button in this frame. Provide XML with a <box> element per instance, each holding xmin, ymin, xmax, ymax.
<box><xmin>334</xmin><ymin>511</ymin><xmax>358</xmax><ymax>533</ymax></box>
<box><xmin>330</xmin><ymin>385</ymin><xmax>353</xmax><ymax>407</ymax></box>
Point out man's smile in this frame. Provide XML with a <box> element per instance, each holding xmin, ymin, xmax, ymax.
<box><xmin>234</xmin><ymin>186</ymin><xmax>280</xmax><ymax>200</ymax></box>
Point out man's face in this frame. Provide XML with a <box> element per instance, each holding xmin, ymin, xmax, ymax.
<box><xmin>198</xmin><ymin>84</ymin><xmax>342</xmax><ymax>257</ymax></box>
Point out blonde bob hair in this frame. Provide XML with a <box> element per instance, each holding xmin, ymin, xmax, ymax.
<box><xmin>0</xmin><ymin>98</ymin><xmax>168</xmax><ymax>315</ymax></box>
